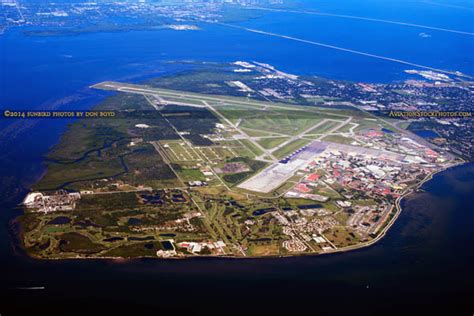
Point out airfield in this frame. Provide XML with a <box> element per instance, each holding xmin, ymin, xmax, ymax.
<box><xmin>92</xmin><ymin>81</ymin><xmax>378</xmax><ymax>194</ymax></box>
<box><xmin>18</xmin><ymin>79</ymin><xmax>454</xmax><ymax>259</ymax></box>
<box><xmin>91</xmin><ymin>81</ymin><xmax>417</xmax><ymax>195</ymax></box>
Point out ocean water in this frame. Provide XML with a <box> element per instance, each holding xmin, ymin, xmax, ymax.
<box><xmin>0</xmin><ymin>1</ymin><xmax>473</xmax><ymax>314</ymax></box>
<box><xmin>1</xmin><ymin>0</ymin><xmax>473</xmax><ymax>114</ymax></box>
<box><xmin>235</xmin><ymin>2</ymin><xmax>474</xmax><ymax>80</ymax></box>
<box><xmin>0</xmin><ymin>163</ymin><xmax>472</xmax><ymax>315</ymax></box>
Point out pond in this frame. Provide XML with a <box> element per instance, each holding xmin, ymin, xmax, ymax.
<box><xmin>159</xmin><ymin>233</ymin><xmax>176</xmax><ymax>238</ymax></box>
<box><xmin>297</xmin><ymin>204</ymin><xmax>322</xmax><ymax>210</ymax></box>
<box><xmin>252</xmin><ymin>208</ymin><xmax>277</xmax><ymax>216</ymax></box>
<box><xmin>140</xmin><ymin>193</ymin><xmax>164</xmax><ymax>205</ymax></box>
<box><xmin>161</xmin><ymin>240</ymin><xmax>174</xmax><ymax>250</ymax></box>
<box><xmin>128</xmin><ymin>236</ymin><xmax>155</xmax><ymax>241</ymax></box>
<box><xmin>412</xmin><ymin>129</ymin><xmax>439</xmax><ymax>138</ymax></box>
<box><xmin>103</xmin><ymin>237</ymin><xmax>124</xmax><ymax>242</ymax></box>
<box><xmin>127</xmin><ymin>218</ymin><xmax>142</xmax><ymax>226</ymax></box>
<box><xmin>172</xmin><ymin>194</ymin><xmax>186</xmax><ymax>203</ymax></box>
<box><xmin>47</xmin><ymin>216</ymin><xmax>71</xmax><ymax>225</ymax></box>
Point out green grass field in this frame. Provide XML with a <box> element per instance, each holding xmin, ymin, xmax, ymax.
<box><xmin>256</xmin><ymin>137</ymin><xmax>291</xmax><ymax>149</ymax></box>
<box><xmin>272</xmin><ymin>139</ymin><xmax>312</xmax><ymax>159</ymax></box>
<box><xmin>305</xmin><ymin>120</ymin><xmax>343</xmax><ymax>135</ymax></box>
<box><xmin>163</xmin><ymin>141</ymin><xmax>202</xmax><ymax>162</ymax></box>
<box><xmin>322</xmin><ymin>135</ymin><xmax>358</xmax><ymax>145</ymax></box>
<box><xmin>238</xmin><ymin>139</ymin><xmax>264</xmax><ymax>157</ymax></box>
<box><xmin>240</xmin><ymin>127</ymin><xmax>278</xmax><ymax>137</ymax></box>
<box><xmin>239</xmin><ymin>112</ymin><xmax>324</xmax><ymax>136</ymax></box>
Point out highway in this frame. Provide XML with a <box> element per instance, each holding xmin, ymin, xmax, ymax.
<box><xmin>246</xmin><ymin>6</ymin><xmax>474</xmax><ymax>36</ymax></box>
<box><xmin>215</xmin><ymin>22</ymin><xmax>472</xmax><ymax>79</ymax></box>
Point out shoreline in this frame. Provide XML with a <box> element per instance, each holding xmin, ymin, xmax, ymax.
<box><xmin>19</xmin><ymin>161</ymin><xmax>464</xmax><ymax>261</ymax></box>
<box><xmin>9</xmin><ymin>65</ymin><xmax>468</xmax><ymax>262</ymax></box>
<box><xmin>318</xmin><ymin>161</ymin><xmax>464</xmax><ymax>256</ymax></box>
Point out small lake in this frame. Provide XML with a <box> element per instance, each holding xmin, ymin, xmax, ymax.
<box><xmin>412</xmin><ymin>129</ymin><xmax>439</xmax><ymax>138</ymax></box>
<box><xmin>47</xmin><ymin>216</ymin><xmax>71</xmax><ymax>225</ymax></box>
<box><xmin>252</xmin><ymin>208</ymin><xmax>276</xmax><ymax>216</ymax></box>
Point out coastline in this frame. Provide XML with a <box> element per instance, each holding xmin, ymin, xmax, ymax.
<box><xmin>4</xmin><ymin>147</ymin><xmax>473</xmax><ymax>316</ymax></box>
<box><xmin>13</xmin><ymin>74</ymin><xmax>466</xmax><ymax>261</ymax></box>
<box><xmin>2</xmin><ymin>3</ymin><xmax>473</xmax><ymax>313</ymax></box>
<box><xmin>19</xmin><ymin>161</ymin><xmax>464</xmax><ymax>261</ymax></box>
<box><xmin>9</xmin><ymin>65</ymin><xmax>469</xmax><ymax>261</ymax></box>
<box><xmin>319</xmin><ymin>160</ymin><xmax>465</xmax><ymax>256</ymax></box>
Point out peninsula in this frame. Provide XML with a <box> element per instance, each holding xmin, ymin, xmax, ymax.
<box><xmin>19</xmin><ymin>62</ymin><xmax>465</xmax><ymax>259</ymax></box>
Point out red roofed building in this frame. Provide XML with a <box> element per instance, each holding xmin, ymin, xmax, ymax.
<box><xmin>307</xmin><ymin>173</ymin><xmax>320</xmax><ymax>182</ymax></box>
<box><xmin>425</xmin><ymin>149</ymin><xmax>438</xmax><ymax>157</ymax></box>
<box><xmin>367</xmin><ymin>130</ymin><xmax>383</xmax><ymax>138</ymax></box>
<box><xmin>295</xmin><ymin>183</ymin><xmax>311</xmax><ymax>193</ymax></box>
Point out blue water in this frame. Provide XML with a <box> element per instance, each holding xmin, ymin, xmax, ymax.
<box><xmin>1</xmin><ymin>0</ymin><xmax>473</xmax><ymax>116</ymax></box>
<box><xmin>413</xmin><ymin>129</ymin><xmax>440</xmax><ymax>138</ymax></box>
<box><xmin>0</xmin><ymin>1</ymin><xmax>473</xmax><ymax>314</ymax></box>
<box><xmin>0</xmin><ymin>163</ymin><xmax>472</xmax><ymax>315</ymax></box>
<box><xmin>237</xmin><ymin>2</ymin><xmax>473</xmax><ymax>79</ymax></box>
<box><xmin>382</xmin><ymin>128</ymin><xmax>395</xmax><ymax>133</ymax></box>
